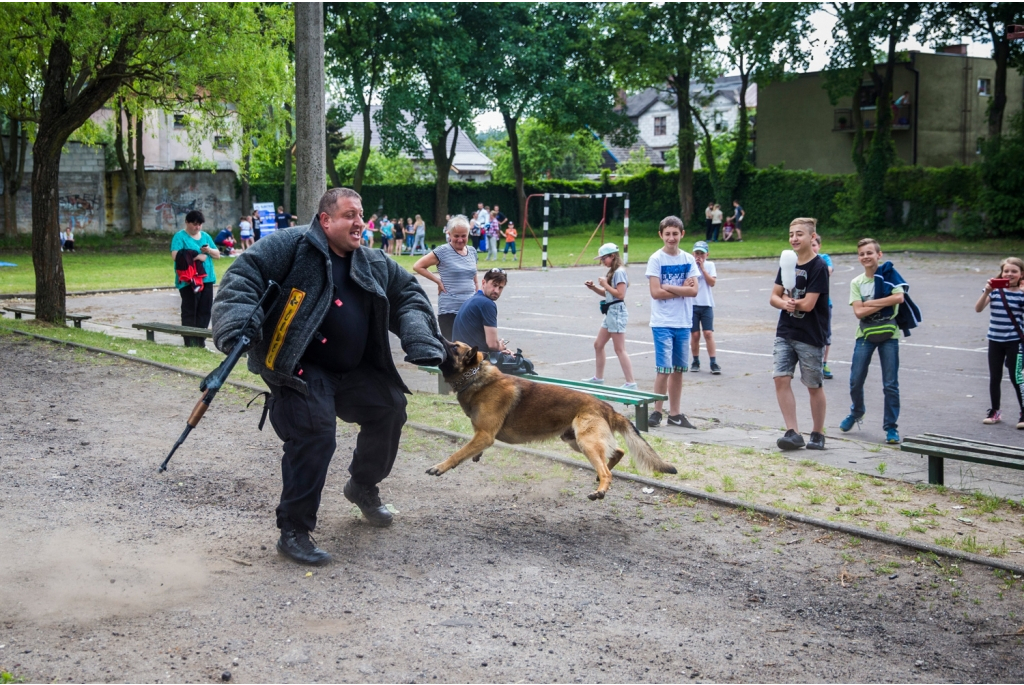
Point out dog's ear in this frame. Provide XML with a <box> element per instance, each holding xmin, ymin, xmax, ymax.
<box><xmin>465</xmin><ymin>346</ymin><xmax>479</xmax><ymax>364</ymax></box>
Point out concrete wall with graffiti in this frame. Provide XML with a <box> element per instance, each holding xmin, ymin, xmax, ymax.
<box><xmin>0</xmin><ymin>140</ymin><xmax>106</xmax><ymax>235</ymax></box>
<box><xmin>108</xmin><ymin>170</ymin><xmax>240</xmax><ymax>233</ymax></box>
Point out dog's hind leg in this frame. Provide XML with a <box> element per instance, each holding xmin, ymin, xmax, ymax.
<box><xmin>573</xmin><ymin>423</ymin><xmax>615</xmax><ymax>500</ymax></box>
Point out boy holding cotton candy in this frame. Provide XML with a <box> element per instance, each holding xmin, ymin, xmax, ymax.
<box><xmin>769</xmin><ymin>218</ymin><xmax>830</xmax><ymax>451</ymax></box>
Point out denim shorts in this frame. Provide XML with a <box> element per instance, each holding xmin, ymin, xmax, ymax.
<box><xmin>601</xmin><ymin>302</ymin><xmax>628</xmax><ymax>334</ymax></box>
<box><xmin>652</xmin><ymin>326</ymin><xmax>691</xmax><ymax>373</ymax></box>
<box><xmin>691</xmin><ymin>305</ymin><xmax>714</xmax><ymax>333</ymax></box>
<box><xmin>773</xmin><ymin>337</ymin><xmax>825</xmax><ymax>388</ymax></box>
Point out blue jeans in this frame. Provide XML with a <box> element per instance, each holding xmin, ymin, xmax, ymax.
<box><xmin>849</xmin><ymin>337</ymin><xmax>900</xmax><ymax>429</ymax></box>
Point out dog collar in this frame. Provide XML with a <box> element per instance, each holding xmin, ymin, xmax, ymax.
<box><xmin>448</xmin><ymin>366</ymin><xmax>483</xmax><ymax>394</ymax></box>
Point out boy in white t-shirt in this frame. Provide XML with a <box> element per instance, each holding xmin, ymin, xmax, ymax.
<box><xmin>689</xmin><ymin>240</ymin><xmax>719</xmax><ymax>374</ymax></box>
<box><xmin>645</xmin><ymin>216</ymin><xmax>699</xmax><ymax>428</ymax></box>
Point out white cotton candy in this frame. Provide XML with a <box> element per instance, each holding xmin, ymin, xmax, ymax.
<box><xmin>779</xmin><ymin>250</ymin><xmax>797</xmax><ymax>292</ymax></box>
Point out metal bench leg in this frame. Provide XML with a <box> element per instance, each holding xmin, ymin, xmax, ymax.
<box><xmin>437</xmin><ymin>373</ymin><xmax>450</xmax><ymax>396</ymax></box>
<box><xmin>147</xmin><ymin>330</ymin><xmax>155</xmax><ymax>342</ymax></box>
<box><xmin>928</xmin><ymin>455</ymin><xmax>944</xmax><ymax>486</ymax></box>
<box><xmin>636</xmin><ymin>405</ymin><xmax>649</xmax><ymax>432</ymax></box>
<box><xmin>74</xmin><ymin>320</ymin><xmax>82</xmax><ymax>328</ymax></box>
<box><xmin>14</xmin><ymin>312</ymin><xmax>21</xmax><ymax>319</ymax></box>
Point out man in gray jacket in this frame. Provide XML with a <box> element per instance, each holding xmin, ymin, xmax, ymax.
<box><xmin>212</xmin><ymin>187</ymin><xmax>445</xmax><ymax>565</ymax></box>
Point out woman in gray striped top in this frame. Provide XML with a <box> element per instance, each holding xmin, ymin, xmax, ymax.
<box><xmin>413</xmin><ymin>215</ymin><xmax>478</xmax><ymax>340</ymax></box>
<box><xmin>974</xmin><ymin>257</ymin><xmax>1024</xmax><ymax>428</ymax></box>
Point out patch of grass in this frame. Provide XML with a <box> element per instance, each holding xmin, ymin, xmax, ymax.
<box><xmin>960</xmin><ymin>535</ymin><xmax>981</xmax><ymax>554</ymax></box>
<box><xmin>935</xmin><ymin>535</ymin><xmax>956</xmax><ymax>548</ymax></box>
<box><xmin>693</xmin><ymin>513</ymin><xmax>705</xmax><ymax>523</ymax></box>
<box><xmin>807</xmin><ymin>493</ymin><xmax>826</xmax><ymax>505</ymax></box>
<box><xmin>738</xmin><ymin>447</ymin><xmax>756</xmax><ymax>455</ymax></box>
<box><xmin>722</xmin><ymin>475</ymin><xmax>737</xmax><ymax>492</ymax></box>
<box><xmin>876</xmin><ymin>462</ymin><xmax>888</xmax><ymax>476</ymax></box>
<box><xmin>704</xmin><ymin>484</ymin><xmax>716</xmax><ymax>493</ymax></box>
<box><xmin>989</xmin><ymin>541</ymin><xmax>1008</xmax><ymax>558</ymax></box>
<box><xmin>876</xmin><ymin>521</ymin><xmax>890</xmax><ymax>533</ymax></box>
<box><xmin>900</xmin><ymin>508</ymin><xmax>924</xmax><ymax>518</ymax></box>
<box><xmin>1</xmin><ymin>671</ymin><xmax>24</xmax><ymax>684</ymax></box>
<box><xmin>834</xmin><ymin>493</ymin><xmax>858</xmax><ymax>506</ymax></box>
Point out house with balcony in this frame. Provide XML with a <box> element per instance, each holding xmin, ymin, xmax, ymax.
<box><xmin>756</xmin><ymin>48</ymin><xmax>1024</xmax><ymax>174</ymax></box>
<box><xmin>603</xmin><ymin>75</ymin><xmax>758</xmax><ymax>169</ymax></box>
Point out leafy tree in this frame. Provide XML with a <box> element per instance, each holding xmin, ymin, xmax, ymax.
<box><xmin>710</xmin><ymin>2</ymin><xmax>814</xmax><ymax>206</ymax></box>
<box><xmin>333</xmin><ymin>143</ymin><xmax>425</xmax><ymax>185</ymax></box>
<box><xmin>0</xmin><ymin>3</ymin><xmax>291</xmax><ymax>321</ymax></box>
<box><xmin>460</xmin><ymin>2</ymin><xmax>630</xmax><ymax>224</ymax></box>
<box><xmin>325</xmin><ymin>2</ymin><xmax>398</xmax><ymax>192</ymax></box>
<box><xmin>614</xmin><ymin>146</ymin><xmax>655</xmax><ymax>178</ymax></box>
<box><xmin>378</xmin><ymin>3</ymin><xmax>477</xmax><ymax>226</ymax></box>
<box><xmin>825</xmin><ymin>2</ymin><xmax>922</xmax><ymax>231</ymax></box>
<box><xmin>1</xmin><ymin>115</ymin><xmax>29</xmax><ymax>239</ymax></box>
<box><xmin>601</xmin><ymin>2</ymin><xmax>724</xmax><ymax>222</ymax></box>
<box><xmin>484</xmin><ymin>119</ymin><xmax>604</xmax><ymax>182</ymax></box>
<box><xmin>978</xmin><ymin>110</ymin><xmax>1024</xmax><ymax>235</ymax></box>
<box><xmin>920</xmin><ymin>2</ymin><xmax>1024</xmax><ymax>140</ymax></box>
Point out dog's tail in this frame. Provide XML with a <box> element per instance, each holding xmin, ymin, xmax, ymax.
<box><xmin>611</xmin><ymin>412</ymin><xmax>677</xmax><ymax>475</ymax></box>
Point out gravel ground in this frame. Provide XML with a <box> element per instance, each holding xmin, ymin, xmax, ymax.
<box><xmin>1</xmin><ymin>337</ymin><xmax>1023</xmax><ymax>684</ymax></box>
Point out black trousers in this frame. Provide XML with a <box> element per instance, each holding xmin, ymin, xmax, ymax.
<box><xmin>705</xmin><ymin>219</ymin><xmax>713</xmax><ymax>241</ymax></box>
<box><xmin>267</xmin><ymin>362</ymin><xmax>408</xmax><ymax>532</ymax></box>
<box><xmin>988</xmin><ymin>339</ymin><xmax>1023</xmax><ymax>413</ymax></box>
<box><xmin>179</xmin><ymin>285</ymin><xmax>213</xmax><ymax>347</ymax></box>
<box><xmin>438</xmin><ymin>313</ymin><xmax>456</xmax><ymax>341</ymax></box>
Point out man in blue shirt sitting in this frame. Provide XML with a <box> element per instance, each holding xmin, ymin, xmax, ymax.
<box><xmin>452</xmin><ymin>268</ymin><xmax>512</xmax><ymax>354</ymax></box>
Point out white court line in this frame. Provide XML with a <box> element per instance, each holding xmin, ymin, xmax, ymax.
<box><xmin>504</xmin><ymin>326</ymin><xmax>654</xmax><ymax>346</ymax></box>
<box><xmin>522</xmin><ymin>312</ymin><xmax>564</xmax><ymax>318</ymax></box>
<box><xmin>552</xmin><ymin>351</ymin><xmax>652</xmax><ymax>366</ymax></box>
<box><xmin>900</xmin><ymin>342</ymin><xmax>986</xmax><ymax>353</ymax></box>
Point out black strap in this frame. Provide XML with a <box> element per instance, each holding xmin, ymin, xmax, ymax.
<box><xmin>996</xmin><ymin>289</ymin><xmax>1024</xmax><ymax>341</ymax></box>
<box><xmin>246</xmin><ymin>391</ymin><xmax>272</xmax><ymax>431</ymax></box>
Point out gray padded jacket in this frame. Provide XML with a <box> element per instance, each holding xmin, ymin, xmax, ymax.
<box><xmin>211</xmin><ymin>217</ymin><xmax>444</xmax><ymax>394</ymax></box>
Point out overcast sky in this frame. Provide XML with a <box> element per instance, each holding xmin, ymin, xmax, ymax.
<box><xmin>473</xmin><ymin>7</ymin><xmax>992</xmax><ymax>133</ymax></box>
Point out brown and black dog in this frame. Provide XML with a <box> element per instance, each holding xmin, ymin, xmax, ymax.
<box><xmin>429</xmin><ymin>340</ymin><xmax>677</xmax><ymax>500</ymax></box>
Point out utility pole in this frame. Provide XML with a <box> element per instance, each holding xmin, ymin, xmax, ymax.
<box><xmin>294</xmin><ymin>2</ymin><xmax>327</xmax><ymax>224</ymax></box>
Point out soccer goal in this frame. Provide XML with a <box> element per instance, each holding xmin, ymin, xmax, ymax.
<box><xmin>518</xmin><ymin>192</ymin><xmax>630</xmax><ymax>270</ymax></box>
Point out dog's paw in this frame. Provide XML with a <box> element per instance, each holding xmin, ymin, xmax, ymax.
<box><xmin>425</xmin><ymin>464</ymin><xmax>448</xmax><ymax>476</ymax></box>
<box><xmin>471</xmin><ymin>453</ymin><xmax>482</xmax><ymax>462</ymax></box>
<box><xmin>587</xmin><ymin>490</ymin><xmax>606</xmax><ymax>501</ymax></box>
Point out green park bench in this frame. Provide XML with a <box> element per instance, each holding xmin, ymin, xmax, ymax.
<box><xmin>418</xmin><ymin>366</ymin><xmax>667</xmax><ymax>432</ymax></box>
<box><xmin>4</xmin><ymin>305</ymin><xmax>92</xmax><ymax>328</ymax></box>
<box><xmin>131</xmin><ymin>321</ymin><xmax>213</xmax><ymax>342</ymax></box>
<box><xmin>900</xmin><ymin>433</ymin><xmax>1024</xmax><ymax>486</ymax></box>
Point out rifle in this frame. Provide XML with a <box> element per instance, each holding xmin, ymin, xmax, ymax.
<box><xmin>159</xmin><ymin>280</ymin><xmax>281</xmax><ymax>472</ymax></box>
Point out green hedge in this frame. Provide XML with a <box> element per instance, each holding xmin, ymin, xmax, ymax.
<box><xmin>249</xmin><ymin>165</ymin><xmax>993</xmax><ymax>237</ymax></box>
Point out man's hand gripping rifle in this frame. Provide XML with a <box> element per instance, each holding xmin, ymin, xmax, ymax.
<box><xmin>159</xmin><ymin>280</ymin><xmax>281</xmax><ymax>472</ymax></box>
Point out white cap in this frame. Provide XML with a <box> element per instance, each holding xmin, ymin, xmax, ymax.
<box><xmin>594</xmin><ymin>242</ymin><xmax>619</xmax><ymax>260</ymax></box>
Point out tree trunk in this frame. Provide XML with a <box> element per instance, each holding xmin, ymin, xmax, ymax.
<box><xmin>721</xmin><ymin>64</ymin><xmax>749</xmax><ymax>206</ymax></box>
<box><xmin>295</xmin><ymin>1</ymin><xmax>327</xmax><ymax>223</ymax></box>
<box><xmin>283</xmin><ymin>103</ymin><xmax>293</xmax><ymax>213</ymax></box>
<box><xmin>115</xmin><ymin>100</ymin><xmax>140</xmax><ymax>237</ymax></box>
<box><xmin>241</xmin><ymin>141</ymin><xmax>252</xmax><ymax>215</ymax></box>
<box><xmin>132</xmin><ymin>112</ymin><xmax>146</xmax><ymax>235</ymax></box>
<box><xmin>989</xmin><ymin>37</ymin><xmax>1008</xmax><ymax>140</ymax></box>
<box><xmin>353</xmin><ymin>103</ymin><xmax>372</xmax><ymax>193</ymax></box>
<box><xmin>502</xmin><ymin>111</ymin><xmax>526</xmax><ymax>227</ymax></box>
<box><xmin>2</xmin><ymin>119</ymin><xmax>27</xmax><ymax>238</ymax></box>
<box><xmin>429</xmin><ymin>127</ymin><xmax>458</xmax><ymax>228</ymax></box>
<box><xmin>674</xmin><ymin>73</ymin><xmax>696</xmax><ymax>222</ymax></box>
<box><xmin>31</xmin><ymin>134</ymin><xmax>67</xmax><ymax>323</ymax></box>
<box><xmin>694</xmin><ymin>111</ymin><xmax>720</xmax><ymax>199</ymax></box>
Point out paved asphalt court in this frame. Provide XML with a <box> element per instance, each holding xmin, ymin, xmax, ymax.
<box><xmin>10</xmin><ymin>250</ymin><xmax>1023</xmax><ymax>498</ymax></box>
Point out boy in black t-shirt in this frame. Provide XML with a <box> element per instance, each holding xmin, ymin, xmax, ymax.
<box><xmin>769</xmin><ymin>218</ymin><xmax>830</xmax><ymax>451</ymax></box>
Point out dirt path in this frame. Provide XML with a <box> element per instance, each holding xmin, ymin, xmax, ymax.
<box><xmin>1</xmin><ymin>337</ymin><xmax>1023</xmax><ymax>683</ymax></box>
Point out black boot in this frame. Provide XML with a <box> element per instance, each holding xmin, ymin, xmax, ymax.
<box><xmin>276</xmin><ymin>521</ymin><xmax>332</xmax><ymax>565</ymax></box>
<box><xmin>343</xmin><ymin>479</ymin><xmax>393</xmax><ymax>527</ymax></box>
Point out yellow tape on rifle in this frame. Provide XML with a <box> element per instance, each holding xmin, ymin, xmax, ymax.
<box><xmin>265</xmin><ymin>287</ymin><xmax>305</xmax><ymax>371</ymax></box>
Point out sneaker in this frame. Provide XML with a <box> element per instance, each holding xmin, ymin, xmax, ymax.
<box><xmin>839</xmin><ymin>414</ymin><xmax>862</xmax><ymax>432</ymax></box>
<box><xmin>343</xmin><ymin>479</ymin><xmax>393</xmax><ymax>527</ymax></box>
<box><xmin>277</xmin><ymin>521</ymin><xmax>332</xmax><ymax>566</ymax></box>
<box><xmin>885</xmin><ymin>429</ymin><xmax>900</xmax><ymax>444</ymax></box>
<box><xmin>709</xmin><ymin>362</ymin><xmax>721</xmax><ymax>375</ymax></box>
<box><xmin>983</xmin><ymin>409</ymin><xmax>1002</xmax><ymax>425</ymax></box>
<box><xmin>690</xmin><ymin>360</ymin><xmax>700</xmax><ymax>372</ymax></box>
<box><xmin>822</xmin><ymin>363</ymin><xmax>833</xmax><ymax>380</ymax></box>
<box><xmin>1017</xmin><ymin>414</ymin><xmax>1024</xmax><ymax>430</ymax></box>
<box><xmin>806</xmin><ymin>432</ymin><xmax>826</xmax><ymax>450</ymax></box>
<box><xmin>621</xmin><ymin>382</ymin><xmax>638</xmax><ymax>390</ymax></box>
<box><xmin>582</xmin><ymin>376</ymin><xmax>605</xmax><ymax>384</ymax></box>
<box><xmin>668</xmin><ymin>413</ymin><xmax>696</xmax><ymax>428</ymax></box>
<box><xmin>649</xmin><ymin>411</ymin><xmax>663</xmax><ymax>428</ymax></box>
<box><xmin>777</xmin><ymin>429</ymin><xmax>805</xmax><ymax>451</ymax></box>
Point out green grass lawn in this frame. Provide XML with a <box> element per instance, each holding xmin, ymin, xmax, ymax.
<box><xmin>2</xmin><ymin>228</ymin><xmax>1022</xmax><ymax>295</ymax></box>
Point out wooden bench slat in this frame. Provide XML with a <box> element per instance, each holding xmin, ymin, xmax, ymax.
<box><xmin>915</xmin><ymin>433</ymin><xmax>1024</xmax><ymax>458</ymax></box>
<box><xmin>901</xmin><ymin>444</ymin><xmax>1024</xmax><ymax>470</ymax></box>
<box><xmin>4</xmin><ymin>306</ymin><xmax>92</xmax><ymax>327</ymax></box>
<box><xmin>132</xmin><ymin>322</ymin><xmax>212</xmax><ymax>336</ymax></box>
<box><xmin>905</xmin><ymin>436</ymin><xmax>1024</xmax><ymax>461</ymax></box>
<box><xmin>528</xmin><ymin>375</ymin><xmax>668</xmax><ymax>401</ymax></box>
